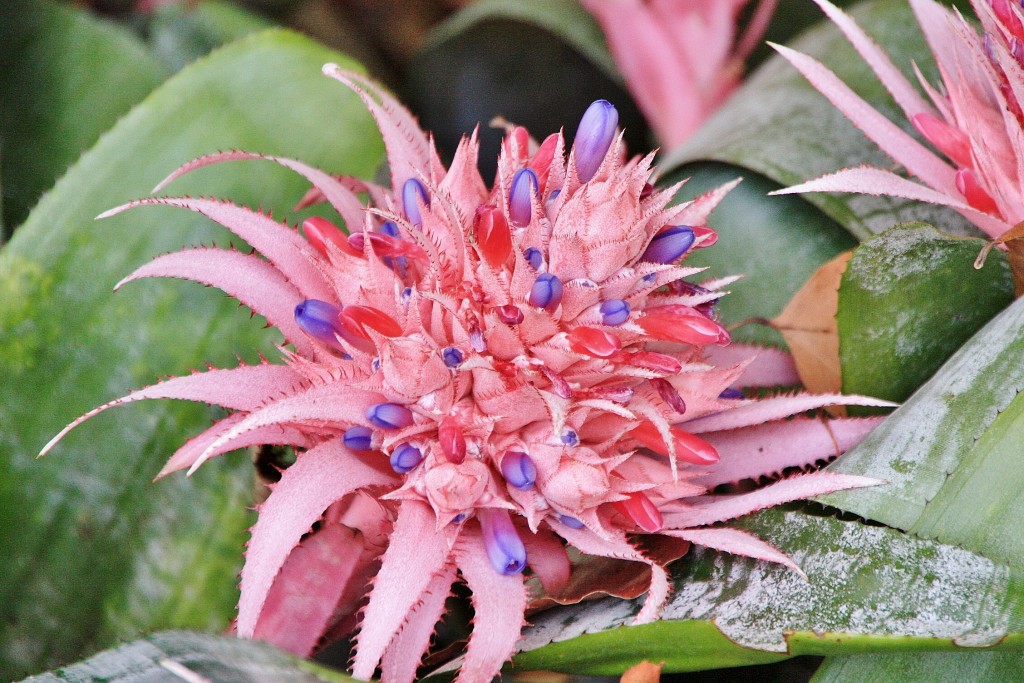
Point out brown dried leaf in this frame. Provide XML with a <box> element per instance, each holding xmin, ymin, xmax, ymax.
<box><xmin>620</xmin><ymin>659</ymin><xmax>664</xmax><ymax>683</ymax></box>
<box><xmin>770</xmin><ymin>251</ymin><xmax>852</xmax><ymax>398</ymax></box>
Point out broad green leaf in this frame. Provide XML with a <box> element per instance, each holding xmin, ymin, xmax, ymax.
<box><xmin>0</xmin><ymin>0</ymin><xmax>169</xmax><ymax>234</ymax></box>
<box><xmin>512</xmin><ymin>508</ymin><xmax>1024</xmax><ymax>676</ymax></box>
<box><xmin>665</xmin><ymin>162</ymin><xmax>857</xmax><ymax>347</ymax></box>
<box><xmin>838</xmin><ymin>224</ymin><xmax>1014</xmax><ymax>404</ymax></box>
<box><xmin>813</xmin><ymin>651</ymin><xmax>1024</xmax><ymax>683</ymax></box>
<box><xmin>662</xmin><ymin>0</ymin><xmax>977</xmax><ymax>240</ymax></box>
<box><xmin>149</xmin><ymin>0</ymin><xmax>274</xmax><ymax>72</ymax></box>
<box><xmin>0</xmin><ymin>31</ymin><xmax>383</xmax><ymax>679</ymax></box>
<box><xmin>20</xmin><ymin>631</ymin><xmax>354</xmax><ymax>683</ymax></box>
<box><xmin>820</xmin><ymin>292</ymin><xmax>1024</xmax><ymax>568</ymax></box>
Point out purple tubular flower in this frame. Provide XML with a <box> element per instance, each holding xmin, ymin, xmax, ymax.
<box><xmin>523</xmin><ymin>247</ymin><xmax>543</xmax><ymax>270</ymax></box>
<box><xmin>442</xmin><ymin>346</ymin><xmax>464</xmax><ymax>368</ymax></box>
<box><xmin>529</xmin><ymin>273</ymin><xmax>563</xmax><ymax>310</ymax></box>
<box><xmin>343</xmin><ymin>425</ymin><xmax>374</xmax><ymax>451</ymax></box>
<box><xmin>573</xmin><ymin>99</ymin><xmax>618</xmax><ymax>183</ymax></box>
<box><xmin>642</xmin><ymin>225</ymin><xmax>696</xmax><ymax>264</ymax></box>
<box><xmin>379</xmin><ymin>221</ymin><xmax>401</xmax><ymax>237</ymax></box>
<box><xmin>509</xmin><ymin>168</ymin><xmax>539</xmax><ymax>227</ymax></box>
<box><xmin>390</xmin><ymin>442</ymin><xmax>423</xmax><ymax>474</ymax></box>
<box><xmin>719</xmin><ymin>387</ymin><xmax>745</xmax><ymax>400</ymax></box>
<box><xmin>560</xmin><ymin>429</ymin><xmax>579</xmax><ymax>447</ymax></box>
<box><xmin>478</xmin><ymin>508</ymin><xmax>527</xmax><ymax>575</ymax></box>
<box><xmin>600</xmin><ymin>299</ymin><xmax>630</xmax><ymax>326</ymax></box>
<box><xmin>402</xmin><ymin>178</ymin><xmax>429</xmax><ymax>226</ymax></box>
<box><xmin>294</xmin><ymin>299</ymin><xmax>343</xmax><ymax>344</ymax></box>
<box><xmin>366</xmin><ymin>402</ymin><xmax>414</xmax><ymax>429</ymax></box>
<box><xmin>558</xmin><ymin>515</ymin><xmax>585</xmax><ymax>529</ymax></box>
<box><xmin>500</xmin><ymin>451</ymin><xmax>537</xmax><ymax>490</ymax></box>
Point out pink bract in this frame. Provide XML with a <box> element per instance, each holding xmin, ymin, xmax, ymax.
<box><xmin>581</xmin><ymin>0</ymin><xmax>779</xmax><ymax>149</ymax></box>
<box><xmin>774</xmin><ymin>0</ymin><xmax>1024</xmax><ymax>239</ymax></box>
<box><xmin>43</xmin><ymin>66</ymin><xmax>889</xmax><ymax>682</ymax></box>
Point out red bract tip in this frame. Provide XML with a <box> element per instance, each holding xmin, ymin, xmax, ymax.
<box><xmin>956</xmin><ymin>168</ymin><xmax>1000</xmax><ymax>215</ymax></box>
<box><xmin>691</xmin><ymin>225</ymin><xmax>718</xmax><ymax>248</ymax></box>
<box><xmin>993</xmin><ymin>0</ymin><xmax>1024</xmax><ymax>42</ymax></box>
<box><xmin>912</xmin><ymin>113</ymin><xmax>973</xmax><ymax>168</ymax></box>
<box><xmin>438</xmin><ymin>417</ymin><xmax>466</xmax><ymax>463</ymax></box>
<box><xmin>304</xmin><ymin>217</ymin><xmax>360</xmax><ymax>258</ymax></box>
<box><xmin>638</xmin><ymin>306</ymin><xmax>726</xmax><ymax>346</ymax></box>
<box><xmin>473</xmin><ymin>205</ymin><xmax>512</xmax><ymax>268</ymax></box>
<box><xmin>612</xmin><ymin>491</ymin><xmax>663</xmax><ymax>532</ymax></box>
<box><xmin>528</xmin><ymin>133</ymin><xmax>560</xmax><ymax>191</ymax></box>
<box><xmin>629</xmin><ymin>421</ymin><xmax>719</xmax><ymax>465</ymax></box>
<box><xmin>495</xmin><ymin>304</ymin><xmax>525</xmax><ymax>325</ymax></box>
<box><xmin>651</xmin><ymin>378</ymin><xmax>686</xmax><ymax>414</ymax></box>
<box><xmin>340</xmin><ymin>305</ymin><xmax>403</xmax><ymax>339</ymax></box>
<box><xmin>567</xmin><ymin>326</ymin><xmax>622</xmax><ymax>357</ymax></box>
<box><xmin>348</xmin><ymin>231</ymin><xmax>428</xmax><ymax>262</ymax></box>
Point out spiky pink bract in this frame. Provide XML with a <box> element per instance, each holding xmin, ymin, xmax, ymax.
<box><xmin>774</xmin><ymin>0</ymin><xmax>1024</xmax><ymax>238</ymax></box>
<box><xmin>45</xmin><ymin>66</ymin><xmax>890</xmax><ymax>682</ymax></box>
<box><xmin>581</xmin><ymin>0</ymin><xmax>779</xmax><ymax>149</ymax></box>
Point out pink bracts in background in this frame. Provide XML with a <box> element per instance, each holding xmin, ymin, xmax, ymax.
<box><xmin>775</xmin><ymin>0</ymin><xmax>1024</xmax><ymax>239</ymax></box>
<box><xmin>581</xmin><ymin>0</ymin><xmax>778</xmax><ymax>150</ymax></box>
<box><xmin>43</xmin><ymin>67</ymin><xmax>888</xmax><ymax>682</ymax></box>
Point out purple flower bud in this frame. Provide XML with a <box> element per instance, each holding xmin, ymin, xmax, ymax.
<box><xmin>451</xmin><ymin>512</ymin><xmax>467</xmax><ymax>524</ymax></box>
<box><xmin>442</xmin><ymin>346</ymin><xmax>464</xmax><ymax>368</ymax></box>
<box><xmin>509</xmin><ymin>168</ymin><xmax>538</xmax><ymax>227</ymax></box>
<box><xmin>561</xmin><ymin>429</ymin><xmax>579</xmax><ymax>447</ymax></box>
<box><xmin>402</xmin><ymin>178</ymin><xmax>429</xmax><ymax>226</ymax></box>
<box><xmin>545</xmin><ymin>188</ymin><xmax>561</xmax><ymax>216</ymax></box>
<box><xmin>371</xmin><ymin>358</ymin><xmax>381</xmax><ymax>372</ymax></box>
<box><xmin>719</xmin><ymin>387</ymin><xmax>744</xmax><ymax>400</ymax></box>
<box><xmin>500</xmin><ymin>451</ymin><xmax>537</xmax><ymax>490</ymax></box>
<box><xmin>366</xmin><ymin>402</ymin><xmax>414</xmax><ymax>430</ymax></box>
<box><xmin>479</xmin><ymin>508</ymin><xmax>527</xmax><ymax>575</ymax></box>
<box><xmin>343</xmin><ymin>425</ymin><xmax>373</xmax><ymax>451</ymax></box>
<box><xmin>600</xmin><ymin>299</ymin><xmax>630</xmax><ymax>326</ymax></box>
<box><xmin>642</xmin><ymin>225</ymin><xmax>696</xmax><ymax>264</ymax></box>
<box><xmin>379</xmin><ymin>220</ymin><xmax>401</xmax><ymax>237</ymax></box>
<box><xmin>558</xmin><ymin>515</ymin><xmax>585</xmax><ymax>529</ymax></box>
<box><xmin>295</xmin><ymin>299</ymin><xmax>342</xmax><ymax>344</ymax></box>
<box><xmin>523</xmin><ymin>247</ymin><xmax>543</xmax><ymax>270</ymax></box>
<box><xmin>529</xmin><ymin>273</ymin><xmax>563</xmax><ymax>310</ymax></box>
<box><xmin>390</xmin><ymin>442</ymin><xmax>423</xmax><ymax>474</ymax></box>
<box><xmin>573</xmin><ymin>99</ymin><xmax>618</xmax><ymax>183</ymax></box>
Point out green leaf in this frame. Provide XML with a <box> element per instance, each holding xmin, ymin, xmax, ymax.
<box><xmin>19</xmin><ymin>631</ymin><xmax>355</xmax><ymax>682</ymax></box>
<box><xmin>838</xmin><ymin>224</ymin><xmax>1015</xmax><ymax>404</ymax></box>
<box><xmin>0</xmin><ymin>31</ymin><xmax>383</xmax><ymax>679</ymax></box>
<box><xmin>513</xmin><ymin>508</ymin><xmax>1024</xmax><ymax>676</ymax></box>
<box><xmin>662</xmin><ymin>0</ymin><xmax>977</xmax><ymax>240</ymax></box>
<box><xmin>665</xmin><ymin>162</ymin><xmax>857</xmax><ymax>347</ymax></box>
<box><xmin>813</xmin><ymin>651</ymin><xmax>1024</xmax><ymax>683</ymax></box>
<box><xmin>149</xmin><ymin>0</ymin><xmax>275</xmax><ymax>72</ymax></box>
<box><xmin>0</xmin><ymin>0</ymin><xmax>169</xmax><ymax>234</ymax></box>
<box><xmin>820</xmin><ymin>292</ymin><xmax>1024</xmax><ymax>569</ymax></box>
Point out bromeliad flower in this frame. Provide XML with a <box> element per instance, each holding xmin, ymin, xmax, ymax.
<box><xmin>773</xmin><ymin>0</ymin><xmax>1024</xmax><ymax>239</ymax></box>
<box><xmin>581</xmin><ymin>0</ymin><xmax>778</xmax><ymax>149</ymax></box>
<box><xmin>43</xmin><ymin>67</ymin><xmax>888</xmax><ymax>682</ymax></box>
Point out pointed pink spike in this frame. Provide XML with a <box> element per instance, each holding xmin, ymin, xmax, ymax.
<box><xmin>612</xmin><ymin>491</ymin><xmax>664</xmax><ymax>532</ymax></box>
<box><xmin>238</xmin><ymin>439</ymin><xmax>396</xmax><ymax>638</ymax></box>
<box><xmin>352</xmin><ymin>501</ymin><xmax>451</xmax><ymax>680</ymax></box>
<box><xmin>956</xmin><ymin>168</ymin><xmax>1000</xmax><ymax>215</ymax></box>
<box><xmin>684</xmin><ymin>391</ymin><xmax>896</xmax><ymax>433</ymax></box>
<box><xmin>380</xmin><ymin>565</ymin><xmax>457</xmax><ymax>683</ymax></box>
<box><xmin>40</xmin><ymin>362</ymin><xmax>303</xmax><ymax>458</ymax></box>
<box><xmin>664</xmin><ymin>527</ymin><xmax>803</xmax><ymax>576</ymax></box>
<box><xmin>912</xmin><ymin>113</ymin><xmax>973</xmax><ymax>168</ymax></box>
<box><xmin>453</xmin><ymin>527</ymin><xmax>528</xmax><ymax>683</ymax></box>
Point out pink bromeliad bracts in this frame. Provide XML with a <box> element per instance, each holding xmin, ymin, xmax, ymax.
<box><xmin>775</xmin><ymin>0</ymin><xmax>1024</xmax><ymax>240</ymax></box>
<box><xmin>44</xmin><ymin>66</ymin><xmax>888</xmax><ymax>682</ymax></box>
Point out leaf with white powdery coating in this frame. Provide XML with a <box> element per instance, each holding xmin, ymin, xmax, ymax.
<box><xmin>511</xmin><ymin>508</ymin><xmax>1024</xmax><ymax>676</ymax></box>
<box><xmin>0</xmin><ymin>30</ymin><xmax>382</xmax><ymax>679</ymax></box>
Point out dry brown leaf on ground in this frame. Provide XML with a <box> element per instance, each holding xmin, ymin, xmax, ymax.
<box><xmin>769</xmin><ymin>251</ymin><xmax>852</xmax><ymax>398</ymax></box>
<box><xmin>620</xmin><ymin>659</ymin><xmax>664</xmax><ymax>683</ymax></box>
